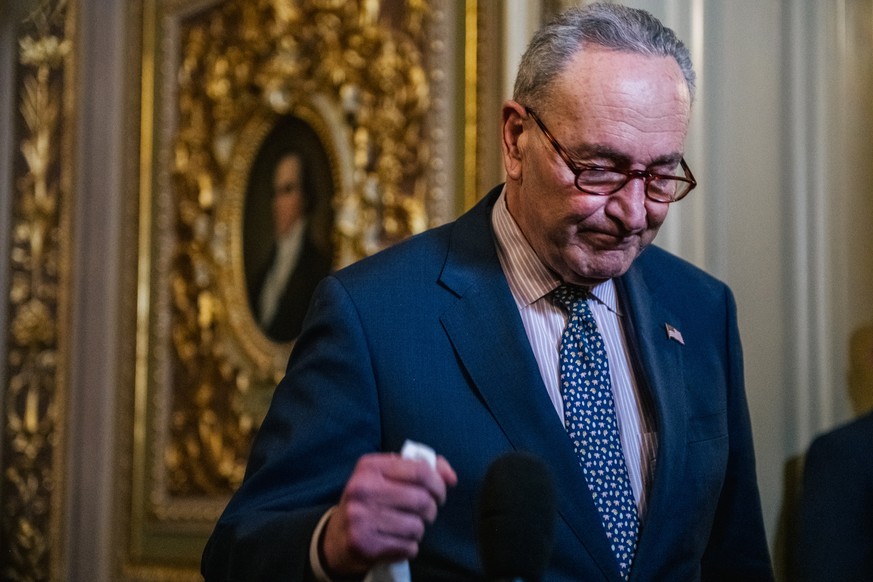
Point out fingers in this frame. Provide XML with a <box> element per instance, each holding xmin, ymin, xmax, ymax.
<box><xmin>344</xmin><ymin>497</ymin><xmax>427</xmax><ymax>557</ymax></box>
<box><xmin>320</xmin><ymin>452</ymin><xmax>457</xmax><ymax>576</ymax></box>
<box><xmin>436</xmin><ymin>455</ymin><xmax>458</xmax><ymax>488</ymax></box>
<box><xmin>373</xmin><ymin>454</ymin><xmax>452</xmax><ymax>510</ymax></box>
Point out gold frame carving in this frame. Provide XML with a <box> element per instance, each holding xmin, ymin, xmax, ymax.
<box><xmin>119</xmin><ymin>0</ymin><xmax>503</xmax><ymax>577</ymax></box>
<box><xmin>1</xmin><ymin>0</ymin><xmax>75</xmax><ymax>580</ymax></box>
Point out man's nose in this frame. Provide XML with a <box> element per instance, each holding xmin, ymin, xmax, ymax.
<box><xmin>606</xmin><ymin>176</ymin><xmax>649</xmax><ymax>231</ymax></box>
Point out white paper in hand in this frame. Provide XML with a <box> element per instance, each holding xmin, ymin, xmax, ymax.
<box><xmin>364</xmin><ymin>440</ymin><xmax>437</xmax><ymax>582</ymax></box>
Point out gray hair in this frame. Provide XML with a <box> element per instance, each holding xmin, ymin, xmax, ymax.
<box><xmin>513</xmin><ymin>3</ymin><xmax>696</xmax><ymax>106</ymax></box>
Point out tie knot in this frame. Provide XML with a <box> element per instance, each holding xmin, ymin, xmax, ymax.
<box><xmin>551</xmin><ymin>284</ymin><xmax>589</xmax><ymax>312</ymax></box>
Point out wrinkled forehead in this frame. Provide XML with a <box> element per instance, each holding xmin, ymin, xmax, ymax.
<box><xmin>556</xmin><ymin>48</ymin><xmax>690</xmax><ymax>104</ymax></box>
<box><xmin>542</xmin><ymin>49</ymin><xmax>692</xmax><ymax>162</ymax></box>
<box><xmin>551</xmin><ymin>50</ymin><xmax>690</xmax><ymax>124</ymax></box>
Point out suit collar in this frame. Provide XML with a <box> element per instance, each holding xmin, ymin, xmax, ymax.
<box><xmin>615</xmin><ymin>257</ymin><xmax>689</xmax><ymax>577</ymax></box>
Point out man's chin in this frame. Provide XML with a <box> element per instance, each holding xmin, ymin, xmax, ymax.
<box><xmin>563</xmin><ymin>249</ymin><xmax>639</xmax><ymax>285</ymax></box>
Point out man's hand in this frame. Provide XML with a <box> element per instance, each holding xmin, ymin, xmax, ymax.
<box><xmin>321</xmin><ymin>452</ymin><xmax>458</xmax><ymax>577</ymax></box>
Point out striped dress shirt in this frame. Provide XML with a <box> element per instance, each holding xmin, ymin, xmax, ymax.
<box><xmin>491</xmin><ymin>190</ymin><xmax>658</xmax><ymax>515</ymax></box>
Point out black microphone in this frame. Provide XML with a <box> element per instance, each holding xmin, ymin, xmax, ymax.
<box><xmin>477</xmin><ymin>451</ymin><xmax>557</xmax><ymax>582</ymax></box>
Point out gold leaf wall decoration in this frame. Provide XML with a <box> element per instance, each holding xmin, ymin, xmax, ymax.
<box><xmin>1</xmin><ymin>0</ymin><xmax>75</xmax><ymax>580</ymax></box>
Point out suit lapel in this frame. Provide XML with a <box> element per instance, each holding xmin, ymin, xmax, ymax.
<box><xmin>437</xmin><ymin>190</ymin><xmax>624</xmax><ymax>581</ymax></box>
<box><xmin>615</xmin><ymin>260</ymin><xmax>688</xmax><ymax>577</ymax></box>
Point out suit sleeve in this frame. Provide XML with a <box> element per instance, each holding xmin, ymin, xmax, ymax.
<box><xmin>700</xmin><ymin>286</ymin><xmax>774</xmax><ymax>581</ymax></box>
<box><xmin>201</xmin><ymin>276</ymin><xmax>381</xmax><ymax>581</ymax></box>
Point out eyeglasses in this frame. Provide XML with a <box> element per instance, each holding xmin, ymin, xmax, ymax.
<box><xmin>524</xmin><ymin>107</ymin><xmax>697</xmax><ymax>203</ymax></box>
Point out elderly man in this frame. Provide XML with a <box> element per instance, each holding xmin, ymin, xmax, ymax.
<box><xmin>203</xmin><ymin>4</ymin><xmax>773</xmax><ymax>580</ymax></box>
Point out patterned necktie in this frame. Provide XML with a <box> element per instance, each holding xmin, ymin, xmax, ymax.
<box><xmin>552</xmin><ymin>284</ymin><xmax>639</xmax><ymax>579</ymax></box>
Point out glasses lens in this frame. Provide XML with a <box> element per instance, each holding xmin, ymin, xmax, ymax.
<box><xmin>576</xmin><ymin>168</ymin><xmax>627</xmax><ymax>194</ymax></box>
<box><xmin>648</xmin><ymin>177</ymin><xmax>682</xmax><ymax>202</ymax></box>
<box><xmin>575</xmin><ymin>170</ymin><xmax>691</xmax><ymax>202</ymax></box>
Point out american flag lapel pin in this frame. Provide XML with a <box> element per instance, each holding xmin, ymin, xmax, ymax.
<box><xmin>665</xmin><ymin>323</ymin><xmax>685</xmax><ymax>345</ymax></box>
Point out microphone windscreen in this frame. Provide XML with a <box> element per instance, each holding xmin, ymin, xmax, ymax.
<box><xmin>477</xmin><ymin>451</ymin><xmax>557</xmax><ymax>581</ymax></box>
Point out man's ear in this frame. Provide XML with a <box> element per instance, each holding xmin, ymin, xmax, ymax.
<box><xmin>501</xmin><ymin>101</ymin><xmax>527</xmax><ymax>181</ymax></box>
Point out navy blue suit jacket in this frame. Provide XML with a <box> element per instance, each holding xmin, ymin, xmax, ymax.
<box><xmin>203</xmin><ymin>187</ymin><xmax>773</xmax><ymax>581</ymax></box>
<box><xmin>794</xmin><ymin>410</ymin><xmax>873</xmax><ymax>581</ymax></box>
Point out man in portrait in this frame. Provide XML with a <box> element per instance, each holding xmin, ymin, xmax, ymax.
<box><xmin>247</xmin><ymin>150</ymin><xmax>332</xmax><ymax>343</ymax></box>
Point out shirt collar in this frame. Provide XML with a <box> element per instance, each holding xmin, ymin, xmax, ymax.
<box><xmin>276</xmin><ymin>217</ymin><xmax>308</xmax><ymax>258</ymax></box>
<box><xmin>491</xmin><ymin>189</ymin><xmax>621</xmax><ymax>316</ymax></box>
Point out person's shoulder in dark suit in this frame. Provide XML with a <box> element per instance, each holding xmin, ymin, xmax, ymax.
<box><xmin>794</xmin><ymin>410</ymin><xmax>873</xmax><ymax>581</ymax></box>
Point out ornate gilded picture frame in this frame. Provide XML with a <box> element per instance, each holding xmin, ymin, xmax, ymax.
<box><xmin>119</xmin><ymin>0</ymin><xmax>503</xmax><ymax>578</ymax></box>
